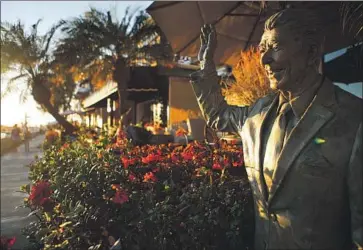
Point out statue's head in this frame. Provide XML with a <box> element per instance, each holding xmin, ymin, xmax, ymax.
<box><xmin>259</xmin><ymin>9</ymin><xmax>324</xmax><ymax>91</ymax></box>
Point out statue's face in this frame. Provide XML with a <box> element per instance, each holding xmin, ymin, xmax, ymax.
<box><xmin>259</xmin><ymin>26</ymin><xmax>310</xmax><ymax>91</ymax></box>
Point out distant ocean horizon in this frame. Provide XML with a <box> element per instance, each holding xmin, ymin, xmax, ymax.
<box><xmin>1</xmin><ymin>132</ymin><xmax>9</xmax><ymax>139</ymax></box>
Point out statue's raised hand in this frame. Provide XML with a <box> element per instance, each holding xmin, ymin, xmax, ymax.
<box><xmin>198</xmin><ymin>24</ymin><xmax>217</xmax><ymax>70</ymax></box>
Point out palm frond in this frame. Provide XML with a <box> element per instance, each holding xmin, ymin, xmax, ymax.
<box><xmin>0</xmin><ymin>73</ymin><xmax>28</xmax><ymax>98</ymax></box>
<box><xmin>40</xmin><ymin>19</ymin><xmax>66</xmax><ymax>58</ymax></box>
<box><xmin>341</xmin><ymin>2</ymin><xmax>363</xmax><ymax>40</ymax></box>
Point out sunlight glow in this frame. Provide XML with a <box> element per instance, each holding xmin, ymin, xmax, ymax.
<box><xmin>1</xmin><ymin>72</ymin><xmax>56</xmax><ymax>126</ymax></box>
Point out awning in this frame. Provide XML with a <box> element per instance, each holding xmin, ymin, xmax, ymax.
<box><xmin>82</xmin><ymin>67</ymin><xmax>172</xmax><ymax>109</ymax></box>
<box><xmin>83</xmin><ymin>81</ymin><xmax>118</xmax><ymax>108</ymax></box>
<box><xmin>59</xmin><ymin>110</ymin><xmax>85</xmax><ymax>116</ymax></box>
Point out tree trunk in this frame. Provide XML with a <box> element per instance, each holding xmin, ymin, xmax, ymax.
<box><xmin>113</xmin><ymin>58</ymin><xmax>131</xmax><ymax>127</ymax></box>
<box><xmin>32</xmin><ymin>81</ymin><xmax>76</xmax><ymax>134</ymax></box>
<box><xmin>42</xmin><ymin>100</ymin><xmax>76</xmax><ymax>135</ymax></box>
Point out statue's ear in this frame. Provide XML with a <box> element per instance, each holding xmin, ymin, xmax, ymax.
<box><xmin>307</xmin><ymin>43</ymin><xmax>323</xmax><ymax>67</ymax></box>
<box><xmin>308</xmin><ymin>36</ymin><xmax>324</xmax><ymax>67</ymax></box>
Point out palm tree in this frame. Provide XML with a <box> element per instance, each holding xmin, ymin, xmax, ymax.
<box><xmin>54</xmin><ymin>7</ymin><xmax>172</xmax><ymax>122</ymax></box>
<box><xmin>1</xmin><ymin>20</ymin><xmax>76</xmax><ymax>134</ymax></box>
<box><xmin>340</xmin><ymin>2</ymin><xmax>363</xmax><ymax>43</ymax></box>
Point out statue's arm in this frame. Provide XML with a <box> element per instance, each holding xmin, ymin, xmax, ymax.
<box><xmin>190</xmin><ymin>65</ymin><xmax>249</xmax><ymax>134</ymax></box>
<box><xmin>191</xmin><ymin>24</ymin><xmax>250</xmax><ymax>134</ymax></box>
<box><xmin>348</xmin><ymin>122</ymin><xmax>363</xmax><ymax>249</ymax></box>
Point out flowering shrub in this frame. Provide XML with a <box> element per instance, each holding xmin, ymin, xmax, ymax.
<box><xmin>22</xmin><ymin>130</ymin><xmax>254</xmax><ymax>249</ymax></box>
<box><xmin>222</xmin><ymin>47</ymin><xmax>270</xmax><ymax>106</ymax></box>
<box><xmin>0</xmin><ymin>236</ymin><xmax>16</xmax><ymax>250</ymax></box>
<box><xmin>43</xmin><ymin>129</ymin><xmax>61</xmax><ymax>149</ymax></box>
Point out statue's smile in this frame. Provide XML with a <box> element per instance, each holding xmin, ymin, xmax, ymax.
<box><xmin>266</xmin><ymin>67</ymin><xmax>285</xmax><ymax>79</ymax></box>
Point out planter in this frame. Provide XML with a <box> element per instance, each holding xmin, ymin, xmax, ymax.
<box><xmin>148</xmin><ymin>134</ymin><xmax>174</xmax><ymax>145</ymax></box>
<box><xmin>187</xmin><ymin>118</ymin><xmax>206</xmax><ymax>141</ymax></box>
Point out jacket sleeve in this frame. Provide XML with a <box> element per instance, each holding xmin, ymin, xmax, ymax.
<box><xmin>190</xmin><ymin>66</ymin><xmax>250</xmax><ymax>134</ymax></box>
<box><xmin>348</xmin><ymin>122</ymin><xmax>363</xmax><ymax>249</ymax></box>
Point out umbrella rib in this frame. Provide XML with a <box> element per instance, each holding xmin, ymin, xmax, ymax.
<box><xmin>147</xmin><ymin>2</ymin><xmax>183</xmax><ymax>11</ymax></box>
<box><xmin>243</xmin><ymin>9</ymin><xmax>263</xmax><ymax>51</ymax></box>
<box><xmin>218</xmin><ymin>33</ymin><xmax>253</xmax><ymax>43</ymax></box>
<box><xmin>196</xmin><ymin>2</ymin><xmax>205</xmax><ymax>23</ymax></box>
<box><xmin>226</xmin><ymin>13</ymin><xmax>261</xmax><ymax>17</ymax></box>
<box><xmin>176</xmin><ymin>1</ymin><xmax>243</xmax><ymax>55</ymax></box>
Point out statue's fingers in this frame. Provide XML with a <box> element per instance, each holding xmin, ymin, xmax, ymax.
<box><xmin>209</xmin><ymin>24</ymin><xmax>216</xmax><ymax>34</ymax></box>
<box><xmin>201</xmin><ymin>26</ymin><xmax>207</xmax><ymax>43</ymax></box>
<box><xmin>208</xmin><ymin>24</ymin><xmax>216</xmax><ymax>40</ymax></box>
<box><xmin>200</xmin><ymin>28</ymin><xmax>207</xmax><ymax>45</ymax></box>
<box><xmin>208</xmin><ymin>31</ymin><xmax>217</xmax><ymax>47</ymax></box>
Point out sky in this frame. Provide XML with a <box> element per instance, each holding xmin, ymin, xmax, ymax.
<box><xmin>0</xmin><ymin>1</ymin><xmax>152</xmax><ymax>126</ymax></box>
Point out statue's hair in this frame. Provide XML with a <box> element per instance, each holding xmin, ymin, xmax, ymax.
<box><xmin>265</xmin><ymin>9</ymin><xmax>325</xmax><ymax>54</ymax></box>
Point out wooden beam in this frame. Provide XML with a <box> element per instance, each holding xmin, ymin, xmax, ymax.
<box><xmin>157</xmin><ymin>66</ymin><xmax>196</xmax><ymax>78</ymax></box>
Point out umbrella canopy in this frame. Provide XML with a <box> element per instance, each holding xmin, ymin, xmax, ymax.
<box><xmin>324</xmin><ymin>44</ymin><xmax>363</xmax><ymax>84</ymax></box>
<box><xmin>147</xmin><ymin>1</ymin><xmax>356</xmax><ymax>66</ymax></box>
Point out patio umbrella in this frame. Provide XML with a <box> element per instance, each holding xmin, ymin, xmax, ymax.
<box><xmin>147</xmin><ymin>1</ymin><xmax>355</xmax><ymax>66</ymax></box>
<box><xmin>324</xmin><ymin>44</ymin><xmax>363</xmax><ymax>84</ymax></box>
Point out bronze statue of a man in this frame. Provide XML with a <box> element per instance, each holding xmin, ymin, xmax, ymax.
<box><xmin>191</xmin><ymin>9</ymin><xmax>362</xmax><ymax>249</ymax></box>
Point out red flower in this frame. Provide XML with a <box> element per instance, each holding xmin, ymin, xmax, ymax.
<box><xmin>117</xmin><ymin>128</ymin><xmax>126</xmax><ymax>139</ymax></box>
<box><xmin>230</xmin><ymin>139</ymin><xmax>238</xmax><ymax>145</ymax></box>
<box><xmin>171</xmin><ymin>153</ymin><xmax>179</xmax><ymax>162</ymax></box>
<box><xmin>128</xmin><ymin>173</ymin><xmax>136</xmax><ymax>182</ymax></box>
<box><xmin>142</xmin><ymin>154</ymin><xmax>160</xmax><ymax>164</ymax></box>
<box><xmin>223</xmin><ymin>158</ymin><xmax>230</xmax><ymax>166</ymax></box>
<box><xmin>143</xmin><ymin>172</ymin><xmax>157</xmax><ymax>182</ymax></box>
<box><xmin>181</xmin><ymin>152</ymin><xmax>194</xmax><ymax>161</ymax></box>
<box><xmin>212</xmin><ymin>163</ymin><xmax>223</xmax><ymax>170</ymax></box>
<box><xmin>111</xmin><ymin>189</ymin><xmax>129</xmax><ymax>204</ymax></box>
<box><xmin>59</xmin><ymin>143</ymin><xmax>70</xmax><ymax>152</ymax></box>
<box><xmin>28</xmin><ymin>181</ymin><xmax>52</xmax><ymax>207</ymax></box>
<box><xmin>121</xmin><ymin>157</ymin><xmax>136</xmax><ymax>168</ymax></box>
<box><xmin>111</xmin><ymin>184</ymin><xmax>121</xmax><ymax>190</ymax></box>
<box><xmin>152</xmin><ymin>167</ymin><xmax>160</xmax><ymax>173</ymax></box>
<box><xmin>0</xmin><ymin>236</ymin><xmax>16</xmax><ymax>249</ymax></box>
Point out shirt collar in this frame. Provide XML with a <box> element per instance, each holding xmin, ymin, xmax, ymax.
<box><xmin>277</xmin><ymin>81</ymin><xmax>322</xmax><ymax>119</ymax></box>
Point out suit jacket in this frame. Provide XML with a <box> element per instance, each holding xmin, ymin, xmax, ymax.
<box><xmin>190</xmin><ymin>70</ymin><xmax>362</xmax><ymax>249</ymax></box>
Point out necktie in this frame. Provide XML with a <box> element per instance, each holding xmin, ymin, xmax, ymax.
<box><xmin>263</xmin><ymin>102</ymin><xmax>292</xmax><ymax>195</ymax></box>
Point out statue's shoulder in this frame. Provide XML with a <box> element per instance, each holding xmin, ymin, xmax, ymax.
<box><xmin>248</xmin><ymin>91</ymin><xmax>278</xmax><ymax>114</ymax></box>
<box><xmin>334</xmin><ymin>85</ymin><xmax>362</xmax><ymax>107</ymax></box>
<box><xmin>334</xmin><ymin>85</ymin><xmax>362</xmax><ymax>121</ymax></box>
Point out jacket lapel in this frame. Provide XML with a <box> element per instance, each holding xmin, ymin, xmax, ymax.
<box><xmin>268</xmin><ymin>79</ymin><xmax>337</xmax><ymax>205</ymax></box>
<box><xmin>255</xmin><ymin>94</ymin><xmax>279</xmax><ymax>202</ymax></box>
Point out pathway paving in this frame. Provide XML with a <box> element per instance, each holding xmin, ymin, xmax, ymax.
<box><xmin>1</xmin><ymin>134</ymin><xmax>45</xmax><ymax>249</ymax></box>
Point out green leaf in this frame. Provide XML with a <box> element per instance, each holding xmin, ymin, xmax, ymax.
<box><xmin>88</xmin><ymin>164</ymin><xmax>98</xmax><ymax>174</ymax></box>
<box><xmin>28</xmin><ymin>209</ymin><xmax>40</xmax><ymax>217</ymax></box>
<box><xmin>20</xmin><ymin>184</ymin><xmax>31</xmax><ymax>193</ymax></box>
<box><xmin>44</xmin><ymin>212</ymin><xmax>51</xmax><ymax>222</ymax></box>
<box><xmin>59</xmin><ymin>221</ymin><xmax>72</xmax><ymax>228</ymax></box>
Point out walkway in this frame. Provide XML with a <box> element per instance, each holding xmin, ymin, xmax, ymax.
<box><xmin>1</xmin><ymin>134</ymin><xmax>45</xmax><ymax>249</ymax></box>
